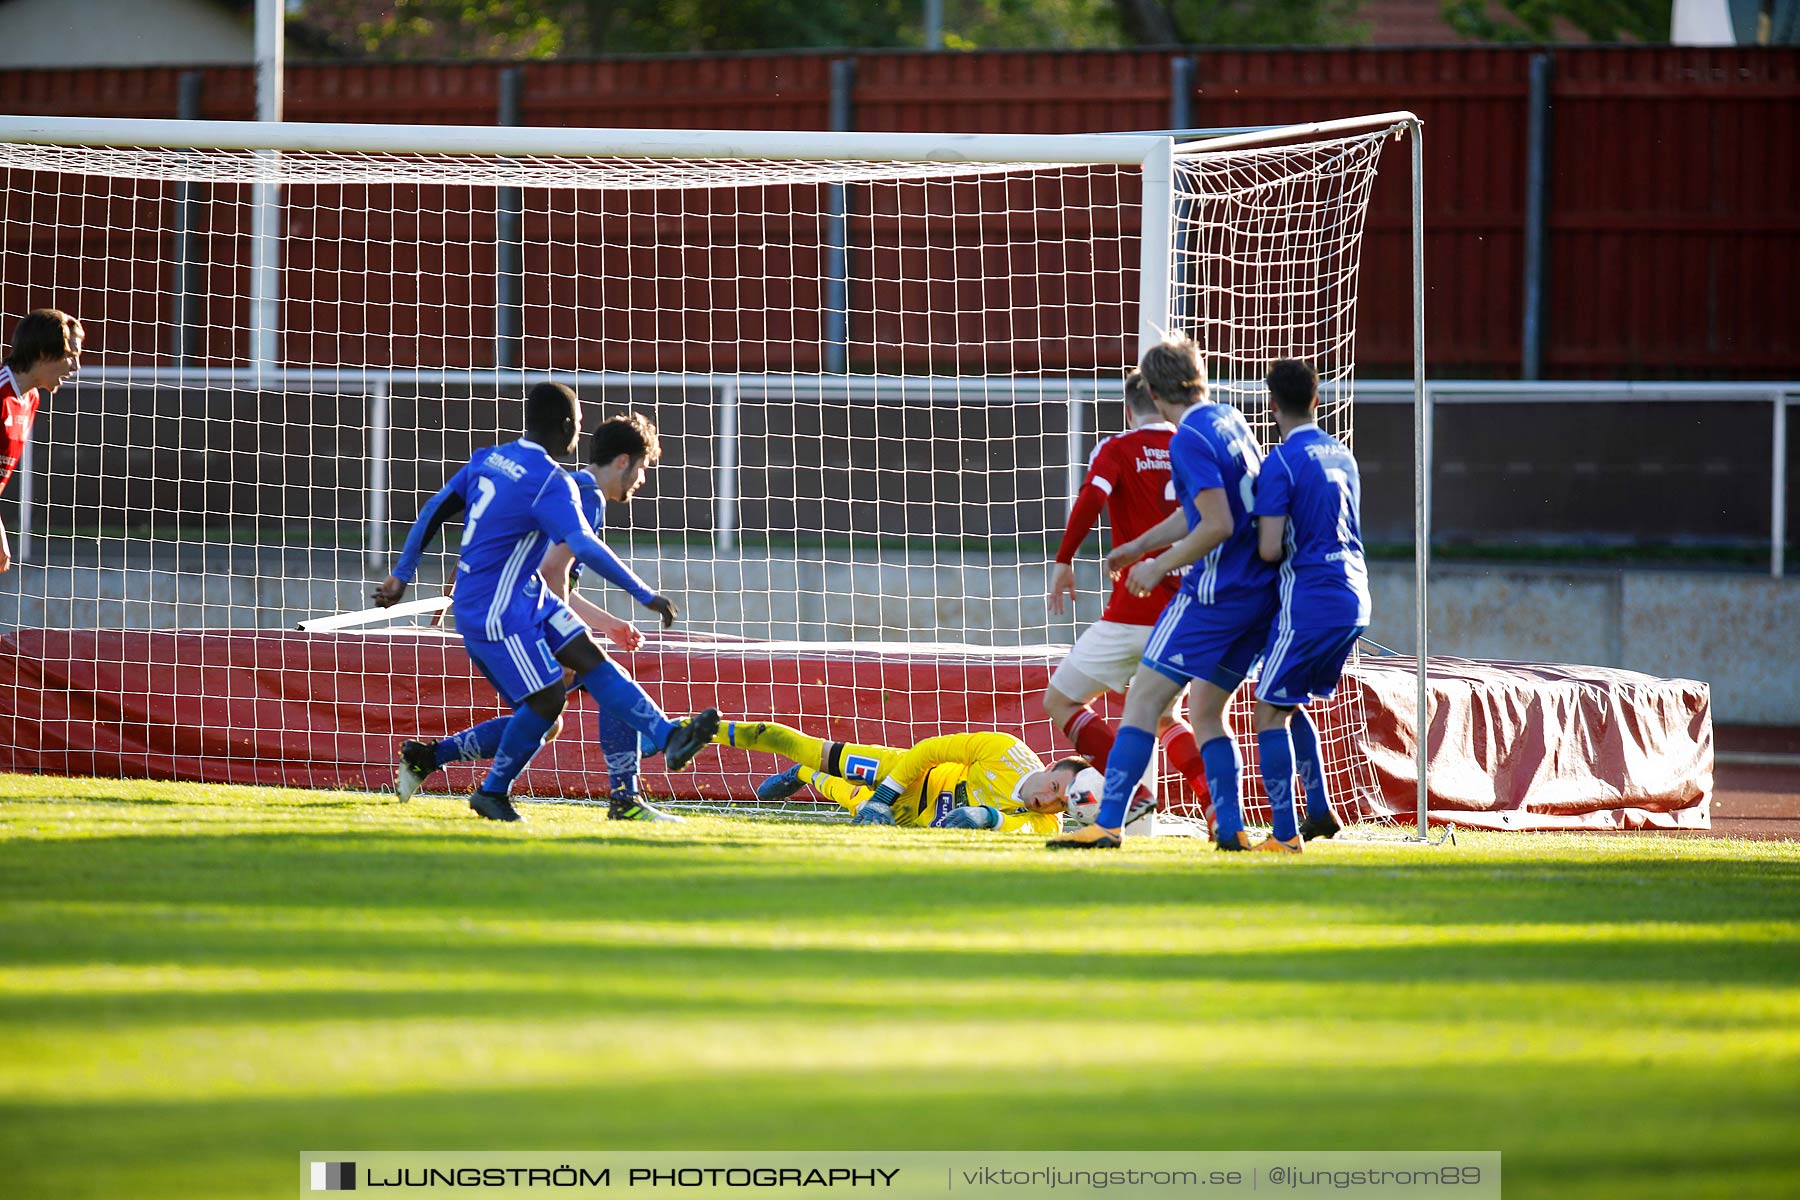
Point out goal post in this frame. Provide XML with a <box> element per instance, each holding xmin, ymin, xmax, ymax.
<box><xmin>1166</xmin><ymin>112</ymin><xmax>1430</xmax><ymax>837</ymax></box>
<box><xmin>0</xmin><ymin>111</ymin><xmax>1425</xmax><ymax>830</ymax></box>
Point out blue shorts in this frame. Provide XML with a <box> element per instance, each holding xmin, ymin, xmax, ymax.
<box><xmin>462</xmin><ymin>596</ymin><xmax>587</xmax><ymax>708</ymax></box>
<box><xmin>1256</xmin><ymin>622</ymin><xmax>1365</xmax><ymax>707</ymax></box>
<box><xmin>1141</xmin><ymin>588</ymin><xmax>1277</xmax><ymax>691</ymax></box>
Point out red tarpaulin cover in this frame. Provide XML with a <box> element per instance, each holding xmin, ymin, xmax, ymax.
<box><xmin>0</xmin><ymin>629</ymin><xmax>1710</xmax><ymax>830</ymax></box>
<box><xmin>1347</xmin><ymin>656</ymin><xmax>1712</xmax><ymax>830</ymax></box>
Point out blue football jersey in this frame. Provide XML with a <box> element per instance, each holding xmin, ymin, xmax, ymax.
<box><xmin>394</xmin><ymin>438</ymin><xmax>592</xmax><ymax>640</ymax></box>
<box><xmin>567</xmin><ymin>469</ymin><xmax>605</xmax><ymax>588</ymax></box>
<box><xmin>1254</xmin><ymin>424</ymin><xmax>1371</xmax><ymax>627</ymax></box>
<box><xmin>564</xmin><ymin>468</ymin><xmax>656</xmax><ymax>603</ymax></box>
<box><xmin>572</xmin><ymin>469</ymin><xmax>606</xmax><ymax>532</ymax></box>
<box><xmin>1168</xmin><ymin>401</ymin><xmax>1276</xmax><ymax>604</ymax></box>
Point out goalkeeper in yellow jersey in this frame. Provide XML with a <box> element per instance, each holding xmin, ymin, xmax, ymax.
<box><xmin>716</xmin><ymin>720</ymin><xmax>1102</xmax><ymax>832</ymax></box>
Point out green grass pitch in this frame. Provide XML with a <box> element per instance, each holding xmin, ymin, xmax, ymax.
<box><xmin>2</xmin><ymin>774</ymin><xmax>1796</xmax><ymax>1200</ymax></box>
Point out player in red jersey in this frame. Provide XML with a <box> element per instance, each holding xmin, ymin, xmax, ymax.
<box><xmin>1</xmin><ymin>309</ymin><xmax>84</xmax><ymax>574</ymax></box>
<box><xmin>1044</xmin><ymin>369</ymin><xmax>1211</xmax><ymax>823</ymax></box>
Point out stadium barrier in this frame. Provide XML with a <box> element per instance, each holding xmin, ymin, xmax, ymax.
<box><xmin>0</xmin><ymin>627</ymin><xmax>1709</xmax><ymax>831</ymax></box>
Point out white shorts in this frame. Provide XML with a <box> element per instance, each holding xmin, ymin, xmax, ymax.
<box><xmin>1048</xmin><ymin>619</ymin><xmax>1155</xmax><ymax>701</ymax></box>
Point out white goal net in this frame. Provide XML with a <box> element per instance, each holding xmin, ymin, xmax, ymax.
<box><xmin>1169</xmin><ymin>131</ymin><xmax>1395</xmax><ymax>827</ymax></box>
<box><xmin>0</xmin><ymin>116</ymin><xmax>1410</xmax><ymax>826</ymax></box>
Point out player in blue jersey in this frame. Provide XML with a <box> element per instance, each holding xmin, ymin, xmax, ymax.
<box><xmin>539</xmin><ymin>413</ymin><xmax>686</xmax><ymax>822</ymax></box>
<box><xmin>390</xmin><ymin>412</ymin><xmax>689</xmax><ymax>822</ymax></box>
<box><xmin>1246</xmin><ymin>359</ymin><xmax>1370</xmax><ymax>851</ymax></box>
<box><xmin>1047</xmin><ymin>333</ymin><xmax>1277</xmax><ymax>851</ymax></box>
<box><xmin>373</xmin><ymin>382</ymin><xmax>718</xmax><ymax>823</ymax></box>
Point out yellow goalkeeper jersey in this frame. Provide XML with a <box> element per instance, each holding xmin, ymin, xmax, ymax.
<box><xmin>875</xmin><ymin>731</ymin><xmax>1059</xmax><ymax>834</ymax></box>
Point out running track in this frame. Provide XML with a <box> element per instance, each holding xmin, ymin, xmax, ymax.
<box><xmin>1705</xmin><ymin>726</ymin><xmax>1800</xmax><ymax>841</ymax></box>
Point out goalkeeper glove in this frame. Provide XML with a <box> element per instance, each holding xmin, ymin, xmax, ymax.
<box><xmin>851</xmin><ymin>799</ymin><xmax>895</xmax><ymax>826</ymax></box>
<box><xmin>851</xmin><ymin>778</ymin><xmax>903</xmax><ymax>825</ymax></box>
<box><xmin>942</xmin><ymin>805</ymin><xmax>1000</xmax><ymax>830</ymax></box>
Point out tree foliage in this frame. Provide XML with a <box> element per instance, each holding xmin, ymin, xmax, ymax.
<box><xmin>567</xmin><ymin>0</ymin><xmax>915</xmax><ymax>54</ymax></box>
<box><xmin>1156</xmin><ymin>0</ymin><xmax>1367</xmax><ymax>46</ymax></box>
<box><xmin>291</xmin><ymin>0</ymin><xmax>1369</xmax><ymax>58</ymax></box>
<box><xmin>296</xmin><ymin>1</ymin><xmax>567</xmax><ymax>59</ymax></box>
<box><xmin>1440</xmin><ymin>0</ymin><xmax>1670</xmax><ymax>42</ymax></box>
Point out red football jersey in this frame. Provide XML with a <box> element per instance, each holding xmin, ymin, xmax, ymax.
<box><xmin>1063</xmin><ymin>422</ymin><xmax>1181</xmax><ymax>626</ymax></box>
<box><xmin>0</xmin><ymin>365</ymin><xmax>41</xmax><ymax>497</ymax></box>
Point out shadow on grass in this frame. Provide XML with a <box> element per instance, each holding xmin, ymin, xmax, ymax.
<box><xmin>2</xmin><ymin>829</ymin><xmax>1796</xmax><ymax>927</ymax></box>
<box><xmin>1</xmin><ymin>831</ymin><xmax>1797</xmax><ymax>1025</ymax></box>
<box><xmin>3</xmin><ymin>924</ymin><xmax>1798</xmax><ymax>1032</ymax></box>
<box><xmin>5</xmin><ymin>793</ymin><xmax>191</xmax><ymax>808</ymax></box>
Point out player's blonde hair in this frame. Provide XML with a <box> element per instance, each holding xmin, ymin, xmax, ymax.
<box><xmin>1138</xmin><ymin>332</ymin><xmax>1208</xmax><ymax>409</ymax></box>
<box><xmin>1122</xmin><ymin>368</ymin><xmax>1159</xmax><ymax>418</ymax></box>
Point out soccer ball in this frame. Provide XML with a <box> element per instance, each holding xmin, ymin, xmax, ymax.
<box><xmin>1063</xmin><ymin>766</ymin><xmax>1107</xmax><ymax>827</ymax></box>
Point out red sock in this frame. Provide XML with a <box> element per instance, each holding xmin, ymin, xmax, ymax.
<box><xmin>1061</xmin><ymin>706</ymin><xmax>1116</xmax><ymax>769</ymax></box>
<box><xmin>1160</xmin><ymin>720</ymin><xmax>1211</xmax><ymax>805</ymax></box>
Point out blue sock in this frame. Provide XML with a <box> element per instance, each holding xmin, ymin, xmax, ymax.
<box><xmin>1291</xmin><ymin>707</ymin><xmax>1331</xmax><ymax>820</ymax></box>
<box><xmin>1094</xmin><ymin>725</ymin><xmax>1155</xmax><ymax>829</ymax></box>
<box><xmin>1258</xmin><ymin>728</ymin><xmax>1298</xmax><ymax>842</ymax></box>
<box><xmin>575</xmin><ymin>658</ymin><xmax>676</xmax><ymax>751</ymax></box>
<box><xmin>598</xmin><ymin>708</ymin><xmax>641</xmax><ymax>801</ymax></box>
<box><xmin>435</xmin><ymin>716</ymin><xmax>508</xmax><ymax>768</ymax></box>
<box><xmin>1202</xmin><ymin>735</ymin><xmax>1244</xmax><ymax>841</ymax></box>
<box><xmin>479</xmin><ymin>705</ymin><xmax>557</xmax><ymax>796</ymax></box>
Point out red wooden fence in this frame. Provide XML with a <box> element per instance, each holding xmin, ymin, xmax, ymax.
<box><xmin>1</xmin><ymin>46</ymin><xmax>1794</xmax><ymax>379</ymax></box>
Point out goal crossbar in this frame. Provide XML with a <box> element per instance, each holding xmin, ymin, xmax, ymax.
<box><xmin>0</xmin><ymin>111</ymin><xmax>1416</xmax><ymax>166</ymax></box>
<box><xmin>1175</xmin><ymin>110</ymin><xmax>1420</xmax><ymax>155</ymax></box>
<box><xmin>0</xmin><ymin>114</ymin><xmax>1168</xmax><ymax>166</ymax></box>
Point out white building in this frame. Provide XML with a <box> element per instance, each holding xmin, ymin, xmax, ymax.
<box><xmin>0</xmin><ymin>0</ymin><xmax>262</xmax><ymax>67</ymax></box>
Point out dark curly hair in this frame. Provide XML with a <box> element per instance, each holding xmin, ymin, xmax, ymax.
<box><xmin>590</xmin><ymin>412</ymin><xmax>662</xmax><ymax>468</ymax></box>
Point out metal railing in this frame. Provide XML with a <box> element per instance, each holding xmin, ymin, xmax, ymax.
<box><xmin>15</xmin><ymin>371</ymin><xmax>1795</xmax><ymax>578</ymax></box>
<box><xmin>1355</xmin><ymin>379</ymin><xmax>1800</xmax><ymax>579</ymax></box>
<box><xmin>12</xmin><ymin>369</ymin><xmax>1120</xmax><ymax>568</ymax></box>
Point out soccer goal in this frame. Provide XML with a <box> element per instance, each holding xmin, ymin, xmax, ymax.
<box><xmin>0</xmin><ymin>112</ymin><xmax>1426</xmax><ymax>831</ymax></box>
